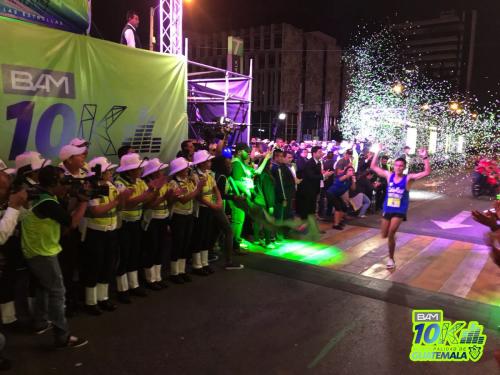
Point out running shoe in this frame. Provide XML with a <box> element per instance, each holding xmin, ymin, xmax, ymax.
<box><xmin>386</xmin><ymin>258</ymin><xmax>395</xmax><ymax>269</ymax></box>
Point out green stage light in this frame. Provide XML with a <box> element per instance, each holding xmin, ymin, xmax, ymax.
<box><xmin>243</xmin><ymin>239</ymin><xmax>345</xmax><ymax>267</ymax></box>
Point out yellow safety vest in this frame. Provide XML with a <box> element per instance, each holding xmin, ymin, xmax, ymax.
<box><xmin>21</xmin><ymin>194</ymin><xmax>62</xmax><ymax>259</ymax></box>
<box><xmin>86</xmin><ymin>182</ymin><xmax>119</xmax><ymax>231</ymax></box>
<box><xmin>114</xmin><ymin>175</ymin><xmax>147</xmax><ymax>222</ymax></box>
<box><xmin>195</xmin><ymin>169</ymin><xmax>216</xmax><ymax>207</ymax></box>
<box><xmin>169</xmin><ymin>177</ymin><xmax>196</xmax><ymax>215</ymax></box>
<box><xmin>150</xmin><ymin>184</ymin><xmax>170</xmax><ymax>219</ymax></box>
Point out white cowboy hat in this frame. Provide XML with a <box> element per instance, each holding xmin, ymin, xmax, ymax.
<box><xmin>168</xmin><ymin>157</ymin><xmax>190</xmax><ymax>176</ymax></box>
<box><xmin>70</xmin><ymin>138</ymin><xmax>89</xmax><ymax>148</ymax></box>
<box><xmin>87</xmin><ymin>157</ymin><xmax>118</xmax><ymax>173</ymax></box>
<box><xmin>142</xmin><ymin>158</ymin><xmax>168</xmax><ymax>178</ymax></box>
<box><xmin>15</xmin><ymin>151</ymin><xmax>51</xmax><ymax>171</ymax></box>
<box><xmin>192</xmin><ymin>150</ymin><xmax>215</xmax><ymax>166</ymax></box>
<box><xmin>59</xmin><ymin>145</ymin><xmax>86</xmax><ymax>162</ymax></box>
<box><xmin>116</xmin><ymin>153</ymin><xmax>145</xmax><ymax>173</ymax></box>
<box><xmin>0</xmin><ymin>159</ymin><xmax>15</xmax><ymax>175</ymax></box>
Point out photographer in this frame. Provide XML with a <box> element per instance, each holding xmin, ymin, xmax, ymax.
<box><xmin>1</xmin><ymin>152</ymin><xmax>49</xmax><ymax>332</ymax></box>
<box><xmin>0</xmin><ymin>165</ymin><xmax>28</xmax><ymax>371</ymax></box>
<box><xmin>328</xmin><ymin>166</ymin><xmax>357</xmax><ymax>230</ymax></box>
<box><xmin>114</xmin><ymin>153</ymin><xmax>163</xmax><ymax>303</ymax></box>
<box><xmin>82</xmin><ymin>157</ymin><xmax>130</xmax><ymax>315</ymax></box>
<box><xmin>21</xmin><ymin>165</ymin><xmax>88</xmax><ymax>348</ymax></box>
<box><xmin>472</xmin><ymin>199</ymin><xmax>500</xmax><ymax>266</ymax></box>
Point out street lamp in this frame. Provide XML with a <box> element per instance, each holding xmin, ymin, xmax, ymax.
<box><xmin>392</xmin><ymin>82</ymin><xmax>404</xmax><ymax>94</ymax></box>
<box><xmin>278</xmin><ymin>112</ymin><xmax>287</xmax><ymax>120</ymax></box>
<box><xmin>449</xmin><ymin>102</ymin><xmax>459</xmax><ymax>111</ymax></box>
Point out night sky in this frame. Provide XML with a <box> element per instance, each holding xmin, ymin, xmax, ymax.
<box><xmin>91</xmin><ymin>0</ymin><xmax>500</xmax><ymax>106</ymax></box>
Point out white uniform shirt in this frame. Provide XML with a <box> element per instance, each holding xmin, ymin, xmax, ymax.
<box><xmin>124</xmin><ymin>24</ymin><xmax>136</xmax><ymax>48</ymax></box>
<box><xmin>0</xmin><ymin>207</ymin><xmax>20</xmax><ymax>245</ymax></box>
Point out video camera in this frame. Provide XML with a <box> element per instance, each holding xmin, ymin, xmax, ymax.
<box><xmin>11</xmin><ymin>169</ymin><xmax>41</xmax><ymax>201</ymax></box>
<box><xmin>60</xmin><ymin>164</ymin><xmax>109</xmax><ymax>199</ymax></box>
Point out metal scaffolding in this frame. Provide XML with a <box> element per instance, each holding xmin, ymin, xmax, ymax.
<box><xmin>159</xmin><ymin>0</ymin><xmax>183</xmax><ymax>55</ymax></box>
<box><xmin>157</xmin><ymin>0</ymin><xmax>253</xmax><ymax>143</ymax></box>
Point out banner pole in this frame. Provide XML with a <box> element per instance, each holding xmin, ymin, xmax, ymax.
<box><xmin>149</xmin><ymin>7</ymin><xmax>155</xmax><ymax>51</ymax></box>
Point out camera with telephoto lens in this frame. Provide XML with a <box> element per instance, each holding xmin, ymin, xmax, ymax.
<box><xmin>11</xmin><ymin>171</ymin><xmax>41</xmax><ymax>201</ymax></box>
<box><xmin>61</xmin><ymin>164</ymin><xmax>109</xmax><ymax>199</ymax></box>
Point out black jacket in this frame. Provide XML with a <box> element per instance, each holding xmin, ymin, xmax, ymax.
<box><xmin>297</xmin><ymin>158</ymin><xmax>323</xmax><ymax>196</ymax></box>
<box><xmin>272</xmin><ymin>164</ymin><xmax>296</xmax><ymax>202</ymax></box>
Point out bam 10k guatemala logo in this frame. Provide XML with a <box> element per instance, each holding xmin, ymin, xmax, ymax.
<box><xmin>410</xmin><ymin>310</ymin><xmax>487</xmax><ymax>362</ymax></box>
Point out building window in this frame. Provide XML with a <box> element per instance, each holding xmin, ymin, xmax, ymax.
<box><xmin>264</xmin><ymin>34</ymin><xmax>271</xmax><ymax>50</ymax></box>
<box><xmin>269</xmin><ymin>53</ymin><xmax>275</xmax><ymax>68</ymax></box>
<box><xmin>258</xmin><ymin>54</ymin><xmax>265</xmax><ymax>69</ymax></box>
<box><xmin>254</xmin><ymin>35</ymin><xmax>261</xmax><ymax>49</ymax></box>
<box><xmin>274</xmin><ymin>32</ymin><xmax>282</xmax><ymax>49</ymax></box>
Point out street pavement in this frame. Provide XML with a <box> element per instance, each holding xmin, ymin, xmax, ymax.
<box><xmin>6</xmin><ymin>264</ymin><xmax>500</xmax><ymax>375</ymax></box>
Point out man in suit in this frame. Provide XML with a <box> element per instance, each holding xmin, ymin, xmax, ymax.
<box><xmin>273</xmin><ymin>151</ymin><xmax>296</xmax><ymax>222</ymax></box>
<box><xmin>296</xmin><ymin>146</ymin><xmax>333</xmax><ymax>220</ymax></box>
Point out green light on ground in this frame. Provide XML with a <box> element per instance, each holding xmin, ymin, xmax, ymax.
<box><xmin>243</xmin><ymin>239</ymin><xmax>345</xmax><ymax>266</ymax></box>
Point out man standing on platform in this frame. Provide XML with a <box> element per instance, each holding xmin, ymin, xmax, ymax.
<box><xmin>121</xmin><ymin>10</ymin><xmax>141</xmax><ymax>49</ymax></box>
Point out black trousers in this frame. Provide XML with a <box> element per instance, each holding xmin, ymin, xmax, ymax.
<box><xmin>0</xmin><ymin>237</ymin><xmax>25</xmax><ymax>304</ymax></box>
<box><xmin>210</xmin><ymin>208</ymin><xmax>234</xmax><ymax>263</ymax></box>
<box><xmin>142</xmin><ymin>218</ymin><xmax>168</xmax><ymax>268</ymax></box>
<box><xmin>191</xmin><ymin>207</ymin><xmax>213</xmax><ymax>252</ymax></box>
<box><xmin>58</xmin><ymin>229</ymin><xmax>82</xmax><ymax>310</ymax></box>
<box><xmin>296</xmin><ymin>190</ymin><xmax>318</xmax><ymax>219</ymax></box>
<box><xmin>117</xmin><ymin>221</ymin><xmax>142</xmax><ymax>276</ymax></box>
<box><xmin>170</xmin><ymin>214</ymin><xmax>194</xmax><ymax>261</ymax></box>
<box><xmin>83</xmin><ymin>229</ymin><xmax>119</xmax><ymax>287</ymax></box>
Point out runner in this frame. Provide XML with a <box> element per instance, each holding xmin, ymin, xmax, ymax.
<box><xmin>370</xmin><ymin>146</ymin><xmax>431</xmax><ymax>269</ymax></box>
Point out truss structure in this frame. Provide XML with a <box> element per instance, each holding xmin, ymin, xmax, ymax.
<box><xmin>159</xmin><ymin>0</ymin><xmax>183</xmax><ymax>55</ymax></box>
<box><xmin>187</xmin><ymin>60</ymin><xmax>253</xmax><ymax>144</ymax></box>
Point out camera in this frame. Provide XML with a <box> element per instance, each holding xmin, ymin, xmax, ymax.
<box><xmin>11</xmin><ymin>172</ymin><xmax>41</xmax><ymax>201</ymax></box>
<box><xmin>61</xmin><ymin>164</ymin><xmax>109</xmax><ymax>199</ymax></box>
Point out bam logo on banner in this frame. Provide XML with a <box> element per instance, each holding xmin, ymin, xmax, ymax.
<box><xmin>2</xmin><ymin>65</ymin><xmax>75</xmax><ymax>99</ymax></box>
<box><xmin>1</xmin><ymin>17</ymin><xmax>187</xmax><ymax>165</ymax></box>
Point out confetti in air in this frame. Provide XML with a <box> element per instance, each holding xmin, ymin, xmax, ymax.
<box><xmin>339</xmin><ymin>26</ymin><xmax>499</xmax><ymax>195</ymax></box>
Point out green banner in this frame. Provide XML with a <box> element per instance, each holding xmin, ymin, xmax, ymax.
<box><xmin>0</xmin><ymin>0</ymin><xmax>90</xmax><ymax>33</ymax></box>
<box><xmin>0</xmin><ymin>17</ymin><xmax>187</xmax><ymax>166</ymax></box>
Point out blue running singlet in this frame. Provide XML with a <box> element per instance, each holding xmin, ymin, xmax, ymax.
<box><xmin>383</xmin><ymin>174</ymin><xmax>410</xmax><ymax>215</ymax></box>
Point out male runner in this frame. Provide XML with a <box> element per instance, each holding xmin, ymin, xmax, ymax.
<box><xmin>371</xmin><ymin>147</ymin><xmax>431</xmax><ymax>269</ymax></box>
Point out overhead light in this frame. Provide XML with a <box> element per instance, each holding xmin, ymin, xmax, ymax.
<box><xmin>392</xmin><ymin>82</ymin><xmax>404</xmax><ymax>94</ymax></box>
<box><xmin>278</xmin><ymin>113</ymin><xmax>287</xmax><ymax>120</ymax></box>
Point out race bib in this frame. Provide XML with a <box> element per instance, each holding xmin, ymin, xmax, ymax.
<box><xmin>387</xmin><ymin>198</ymin><xmax>401</xmax><ymax>208</ymax></box>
